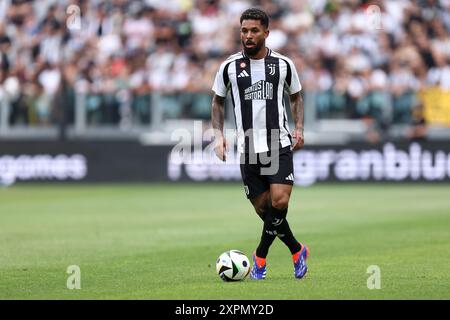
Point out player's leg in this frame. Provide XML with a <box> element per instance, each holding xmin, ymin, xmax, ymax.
<box><xmin>249</xmin><ymin>189</ymin><xmax>282</xmax><ymax>259</ymax></box>
<box><xmin>252</xmin><ymin>190</ymin><xmax>277</xmax><ymax>258</ymax></box>
<box><xmin>249</xmin><ymin>190</ymin><xmax>274</xmax><ymax>279</ymax></box>
<box><xmin>270</xmin><ymin>183</ymin><xmax>309</xmax><ymax>279</ymax></box>
<box><xmin>265</xmin><ymin>147</ymin><xmax>301</xmax><ymax>254</ymax></box>
<box><xmin>251</xmin><ymin>148</ymin><xmax>293</xmax><ymax>260</ymax></box>
<box><xmin>240</xmin><ymin>154</ymin><xmax>275</xmax><ymax>279</ymax></box>
<box><xmin>250</xmin><ymin>190</ymin><xmax>270</xmax><ymax>221</ymax></box>
<box><xmin>269</xmin><ymin>184</ymin><xmax>301</xmax><ymax>253</ymax></box>
<box><xmin>267</xmin><ymin>147</ymin><xmax>310</xmax><ymax>279</ymax></box>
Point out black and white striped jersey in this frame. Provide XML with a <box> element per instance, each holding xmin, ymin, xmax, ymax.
<box><xmin>212</xmin><ymin>49</ymin><xmax>302</xmax><ymax>154</ymax></box>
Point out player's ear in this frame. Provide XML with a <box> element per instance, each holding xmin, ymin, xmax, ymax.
<box><xmin>264</xmin><ymin>28</ymin><xmax>269</xmax><ymax>39</ymax></box>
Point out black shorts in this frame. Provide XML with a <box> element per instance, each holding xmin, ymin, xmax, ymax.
<box><xmin>240</xmin><ymin>146</ymin><xmax>294</xmax><ymax>199</ymax></box>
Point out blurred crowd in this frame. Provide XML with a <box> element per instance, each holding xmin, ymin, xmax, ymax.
<box><xmin>0</xmin><ymin>0</ymin><xmax>450</xmax><ymax>137</ymax></box>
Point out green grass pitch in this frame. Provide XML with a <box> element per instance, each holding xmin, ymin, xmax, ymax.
<box><xmin>0</xmin><ymin>183</ymin><xmax>449</xmax><ymax>299</ymax></box>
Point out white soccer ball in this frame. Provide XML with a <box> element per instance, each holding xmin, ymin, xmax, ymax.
<box><xmin>216</xmin><ymin>250</ymin><xmax>251</xmax><ymax>281</ymax></box>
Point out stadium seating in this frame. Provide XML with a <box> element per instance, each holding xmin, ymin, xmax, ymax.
<box><xmin>0</xmin><ymin>0</ymin><xmax>449</xmax><ymax>143</ymax></box>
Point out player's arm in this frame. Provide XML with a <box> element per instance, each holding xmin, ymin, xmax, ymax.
<box><xmin>289</xmin><ymin>91</ymin><xmax>304</xmax><ymax>151</ymax></box>
<box><xmin>211</xmin><ymin>60</ymin><xmax>231</xmax><ymax>161</ymax></box>
<box><xmin>285</xmin><ymin>56</ymin><xmax>304</xmax><ymax>151</ymax></box>
<box><xmin>211</xmin><ymin>93</ymin><xmax>228</xmax><ymax>161</ymax></box>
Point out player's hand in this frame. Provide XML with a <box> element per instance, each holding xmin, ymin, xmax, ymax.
<box><xmin>291</xmin><ymin>129</ymin><xmax>304</xmax><ymax>151</ymax></box>
<box><xmin>214</xmin><ymin>137</ymin><xmax>228</xmax><ymax>161</ymax></box>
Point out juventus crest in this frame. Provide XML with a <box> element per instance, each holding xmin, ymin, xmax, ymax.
<box><xmin>267</xmin><ymin>63</ymin><xmax>276</xmax><ymax>76</ymax></box>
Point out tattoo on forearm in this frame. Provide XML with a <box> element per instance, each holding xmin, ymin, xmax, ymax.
<box><xmin>211</xmin><ymin>94</ymin><xmax>225</xmax><ymax>137</ymax></box>
<box><xmin>290</xmin><ymin>93</ymin><xmax>304</xmax><ymax>131</ymax></box>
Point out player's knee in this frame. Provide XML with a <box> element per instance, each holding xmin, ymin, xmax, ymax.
<box><xmin>271</xmin><ymin>195</ymin><xmax>289</xmax><ymax>210</ymax></box>
<box><xmin>254</xmin><ymin>204</ymin><xmax>268</xmax><ymax>220</ymax></box>
<box><xmin>251</xmin><ymin>191</ymin><xmax>270</xmax><ymax>219</ymax></box>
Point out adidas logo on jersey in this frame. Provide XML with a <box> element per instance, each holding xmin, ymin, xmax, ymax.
<box><xmin>285</xmin><ymin>173</ymin><xmax>294</xmax><ymax>181</ymax></box>
<box><xmin>238</xmin><ymin>70</ymin><xmax>250</xmax><ymax>78</ymax></box>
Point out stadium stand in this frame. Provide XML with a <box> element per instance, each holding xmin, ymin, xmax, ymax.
<box><xmin>0</xmin><ymin>0</ymin><xmax>450</xmax><ymax>143</ymax></box>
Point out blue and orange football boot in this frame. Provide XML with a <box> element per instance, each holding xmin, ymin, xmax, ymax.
<box><xmin>293</xmin><ymin>243</ymin><xmax>310</xmax><ymax>279</ymax></box>
<box><xmin>250</xmin><ymin>252</ymin><xmax>267</xmax><ymax>280</ymax></box>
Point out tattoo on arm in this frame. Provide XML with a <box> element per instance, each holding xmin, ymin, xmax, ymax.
<box><xmin>290</xmin><ymin>92</ymin><xmax>304</xmax><ymax>132</ymax></box>
<box><xmin>211</xmin><ymin>94</ymin><xmax>226</xmax><ymax>138</ymax></box>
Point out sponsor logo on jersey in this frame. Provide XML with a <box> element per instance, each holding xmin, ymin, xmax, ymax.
<box><xmin>244</xmin><ymin>80</ymin><xmax>273</xmax><ymax>100</ymax></box>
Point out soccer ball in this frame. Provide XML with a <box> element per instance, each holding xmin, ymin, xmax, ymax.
<box><xmin>216</xmin><ymin>250</ymin><xmax>251</xmax><ymax>281</ymax></box>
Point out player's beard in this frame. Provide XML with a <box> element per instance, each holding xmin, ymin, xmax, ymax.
<box><xmin>242</xmin><ymin>39</ymin><xmax>264</xmax><ymax>57</ymax></box>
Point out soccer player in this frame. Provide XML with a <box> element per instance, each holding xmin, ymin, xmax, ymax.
<box><xmin>211</xmin><ymin>8</ymin><xmax>309</xmax><ymax>280</ymax></box>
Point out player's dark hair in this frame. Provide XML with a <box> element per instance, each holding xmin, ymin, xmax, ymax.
<box><xmin>240</xmin><ymin>8</ymin><xmax>269</xmax><ymax>29</ymax></box>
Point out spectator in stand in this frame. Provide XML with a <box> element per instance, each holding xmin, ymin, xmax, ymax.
<box><xmin>0</xmin><ymin>0</ymin><xmax>448</xmax><ymax>138</ymax></box>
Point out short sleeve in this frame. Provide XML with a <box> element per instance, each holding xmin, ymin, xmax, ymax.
<box><xmin>212</xmin><ymin>61</ymin><xmax>231</xmax><ymax>97</ymax></box>
<box><xmin>284</xmin><ymin>58</ymin><xmax>302</xmax><ymax>95</ymax></box>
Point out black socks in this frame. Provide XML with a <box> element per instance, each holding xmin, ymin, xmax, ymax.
<box><xmin>275</xmin><ymin>212</ymin><xmax>302</xmax><ymax>254</ymax></box>
<box><xmin>256</xmin><ymin>208</ymin><xmax>277</xmax><ymax>258</ymax></box>
<box><xmin>256</xmin><ymin>205</ymin><xmax>301</xmax><ymax>258</ymax></box>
